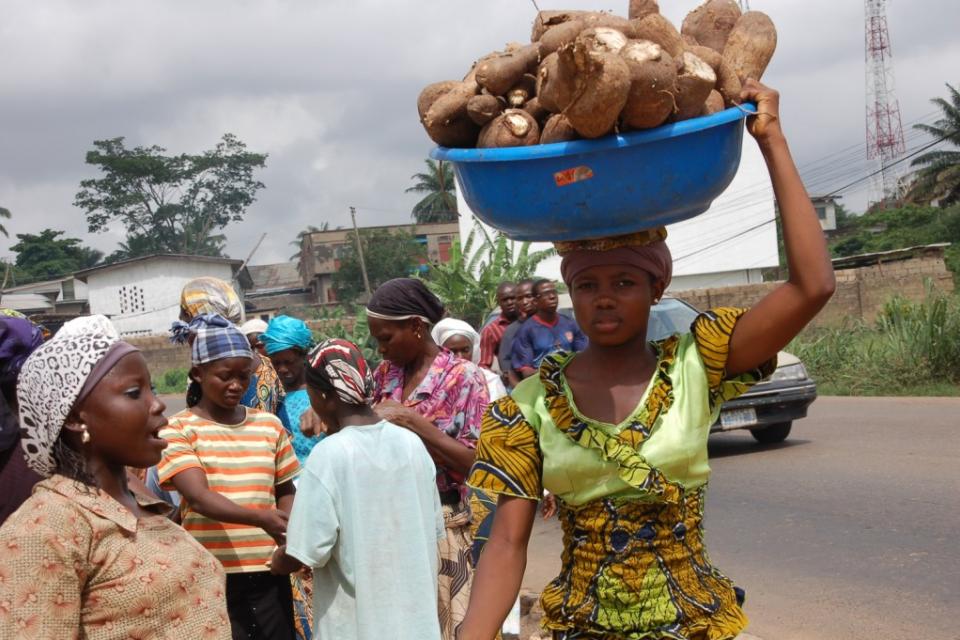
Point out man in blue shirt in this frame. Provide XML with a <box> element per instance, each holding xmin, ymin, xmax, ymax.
<box><xmin>511</xmin><ymin>279</ymin><xmax>587</xmax><ymax>379</ymax></box>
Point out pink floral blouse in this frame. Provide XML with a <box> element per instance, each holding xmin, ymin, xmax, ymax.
<box><xmin>373</xmin><ymin>348</ymin><xmax>490</xmax><ymax>494</ymax></box>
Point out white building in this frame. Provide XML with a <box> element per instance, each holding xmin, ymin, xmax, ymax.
<box><xmin>456</xmin><ymin>138</ymin><xmax>780</xmax><ymax>293</ymax></box>
<box><xmin>75</xmin><ymin>254</ymin><xmax>249</xmax><ymax>337</ymax></box>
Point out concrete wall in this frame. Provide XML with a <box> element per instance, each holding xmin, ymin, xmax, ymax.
<box><xmin>86</xmin><ymin>259</ymin><xmax>237</xmax><ymax>337</ymax></box>
<box><xmin>674</xmin><ymin>253</ymin><xmax>955</xmax><ymax>328</ymax></box>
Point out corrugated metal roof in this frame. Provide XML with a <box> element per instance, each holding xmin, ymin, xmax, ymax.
<box><xmin>246</xmin><ymin>263</ymin><xmax>302</xmax><ymax>292</ymax></box>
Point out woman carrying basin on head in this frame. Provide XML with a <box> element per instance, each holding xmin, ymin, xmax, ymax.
<box><xmin>458</xmin><ymin>81</ymin><xmax>836</xmax><ymax>640</ymax></box>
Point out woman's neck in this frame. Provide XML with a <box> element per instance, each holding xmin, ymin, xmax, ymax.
<box><xmin>334</xmin><ymin>405</ymin><xmax>382</xmax><ymax>431</ymax></box>
<box><xmin>85</xmin><ymin>456</ymin><xmax>130</xmax><ymax>501</ymax></box>
<box><xmin>194</xmin><ymin>398</ymin><xmax>246</xmax><ymax>425</ymax></box>
<box><xmin>576</xmin><ymin>332</ymin><xmax>656</xmax><ymax>376</ymax></box>
<box><xmin>404</xmin><ymin>342</ymin><xmax>440</xmax><ymax>377</ymax></box>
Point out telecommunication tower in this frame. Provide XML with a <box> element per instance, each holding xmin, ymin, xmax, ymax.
<box><xmin>864</xmin><ymin>0</ymin><xmax>905</xmax><ymax>204</ymax></box>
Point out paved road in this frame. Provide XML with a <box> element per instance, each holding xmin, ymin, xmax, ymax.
<box><xmin>522</xmin><ymin>396</ymin><xmax>960</xmax><ymax>640</ymax></box>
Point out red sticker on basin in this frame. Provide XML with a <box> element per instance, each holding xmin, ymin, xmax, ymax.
<box><xmin>554</xmin><ymin>166</ymin><xmax>594</xmax><ymax>187</ymax></box>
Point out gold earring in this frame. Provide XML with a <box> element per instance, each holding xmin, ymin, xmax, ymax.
<box><xmin>81</xmin><ymin>426</ymin><xmax>91</xmax><ymax>444</ymax></box>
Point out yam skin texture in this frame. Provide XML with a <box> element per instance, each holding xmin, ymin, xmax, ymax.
<box><xmin>476</xmin><ymin>43</ymin><xmax>542</xmax><ymax>97</ymax></box>
<box><xmin>723</xmin><ymin>11</ymin><xmax>777</xmax><ymax>83</ymax></box>
<box><xmin>418</xmin><ymin>81</ymin><xmax>460</xmax><ymax>121</ymax></box>
<box><xmin>702</xmin><ymin>89</ymin><xmax>725</xmax><ymax>115</ymax></box>
<box><xmin>522</xmin><ymin>97</ymin><xmax>550</xmax><ymax>125</ymax></box>
<box><xmin>675</xmin><ymin>51</ymin><xmax>717</xmax><ymax>120</ymax></box>
<box><xmin>540</xmin><ymin>13</ymin><xmax>635</xmax><ymax>55</ymax></box>
<box><xmin>687</xmin><ymin>43</ymin><xmax>742</xmax><ymax>104</ymax></box>
<box><xmin>682</xmin><ymin>0</ymin><xmax>742</xmax><ymax>54</ymax></box>
<box><xmin>629</xmin><ymin>0</ymin><xmax>660</xmax><ymax>21</ymax></box>
<box><xmin>537</xmin><ymin>51</ymin><xmax>577</xmax><ymax>113</ymax></box>
<box><xmin>478</xmin><ymin>109</ymin><xmax>540</xmax><ymax>148</ymax></box>
<box><xmin>682</xmin><ymin>33</ymin><xmax>700</xmax><ymax>46</ymax></box>
<box><xmin>419</xmin><ymin>81</ymin><xmax>481</xmax><ymax>147</ymax></box>
<box><xmin>540</xmin><ymin>114</ymin><xmax>579</xmax><ymax>143</ymax></box>
<box><xmin>531</xmin><ymin>10</ymin><xmax>588</xmax><ymax>42</ymax></box>
<box><xmin>620</xmin><ymin>40</ymin><xmax>677</xmax><ymax>129</ymax></box>
<box><xmin>577</xmin><ymin>27</ymin><xmax>630</xmax><ymax>56</ymax></box>
<box><xmin>630</xmin><ymin>14</ymin><xmax>685</xmax><ymax>59</ymax></box>
<box><xmin>467</xmin><ymin>94</ymin><xmax>504</xmax><ymax>125</ymax></box>
<box><xmin>559</xmin><ymin>45</ymin><xmax>632</xmax><ymax>138</ymax></box>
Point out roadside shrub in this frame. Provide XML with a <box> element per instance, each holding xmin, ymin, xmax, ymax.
<box><xmin>156</xmin><ymin>368</ymin><xmax>189</xmax><ymax>395</ymax></box>
<box><xmin>790</xmin><ymin>289</ymin><xmax>960</xmax><ymax>396</ymax></box>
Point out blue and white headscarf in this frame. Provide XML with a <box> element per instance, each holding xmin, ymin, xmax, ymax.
<box><xmin>259</xmin><ymin>315</ymin><xmax>314</xmax><ymax>356</ymax></box>
<box><xmin>176</xmin><ymin>314</ymin><xmax>252</xmax><ymax>365</ymax></box>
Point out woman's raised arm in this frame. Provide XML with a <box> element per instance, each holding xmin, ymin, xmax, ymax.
<box><xmin>726</xmin><ymin>80</ymin><xmax>836</xmax><ymax>376</ymax></box>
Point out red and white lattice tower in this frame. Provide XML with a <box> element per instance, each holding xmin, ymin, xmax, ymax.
<box><xmin>864</xmin><ymin>0</ymin><xmax>905</xmax><ymax>204</ymax></box>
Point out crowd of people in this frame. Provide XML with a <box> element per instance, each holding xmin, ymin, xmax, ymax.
<box><xmin>0</xmin><ymin>82</ymin><xmax>835</xmax><ymax>640</ymax></box>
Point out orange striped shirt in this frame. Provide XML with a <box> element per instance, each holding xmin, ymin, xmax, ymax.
<box><xmin>157</xmin><ymin>408</ymin><xmax>300</xmax><ymax>573</ymax></box>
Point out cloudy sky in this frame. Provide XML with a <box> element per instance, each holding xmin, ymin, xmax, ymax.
<box><xmin>1</xmin><ymin>0</ymin><xmax>957</xmax><ymax>266</ymax></box>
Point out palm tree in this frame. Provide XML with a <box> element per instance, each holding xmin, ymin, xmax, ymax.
<box><xmin>906</xmin><ymin>83</ymin><xmax>960</xmax><ymax>206</ymax></box>
<box><xmin>0</xmin><ymin>207</ymin><xmax>11</xmax><ymax>238</ymax></box>
<box><xmin>290</xmin><ymin>224</ymin><xmax>327</xmax><ymax>262</ymax></box>
<box><xmin>406</xmin><ymin>159</ymin><xmax>458</xmax><ymax>224</ymax></box>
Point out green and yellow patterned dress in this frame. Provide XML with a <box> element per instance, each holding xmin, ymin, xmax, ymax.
<box><xmin>468</xmin><ymin>308</ymin><xmax>775</xmax><ymax>640</ymax></box>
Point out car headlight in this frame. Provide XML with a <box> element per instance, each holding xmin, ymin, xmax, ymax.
<box><xmin>769</xmin><ymin>363</ymin><xmax>808</xmax><ymax>382</ymax></box>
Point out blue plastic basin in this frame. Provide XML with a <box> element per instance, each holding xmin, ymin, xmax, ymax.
<box><xmin>431</xmin><ymin>103</ymin><xmax>756</xmax><ymax>242</ymax></box>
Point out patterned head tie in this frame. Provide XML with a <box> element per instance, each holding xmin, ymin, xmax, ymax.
<box><xmin>182</xmin><ymin>314</ymin><xmax>253</xmax><ymax>366</ymax></box>
<box><xmin>259</xmin><ymin>315</ymin><xmax>314</xmax><ymax>356</ymax></box>
<box><xmin>17</xmin><ymin>315</ymin><xmax>140</xmax><ymax>477</ymax></box>
<box><xmin>557</xmin><ymin>227</ymin><xmax>673</xmax><ymax>289</ymax></box>
<box><xmin>431</xmin><ymin>318</ymin><xmax>481</xmax><ymax>364</ymax></box>
<box><xmin>305</xmin><ymin>339</ymin><xmax>374</xmax><ymax>406</ymax></box>
<box><xmin>179</xmin><ymin>277</ymin><xmax>243</xmax><ymax>324</ymax></box>
<box><xmin>366</xmin><ymin>278</ymin><xmax>445</xmax><ymax>325</ymax></box>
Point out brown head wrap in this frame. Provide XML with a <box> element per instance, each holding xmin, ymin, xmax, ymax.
<box><xmin>558</xmin><ymin>228</ymin><xmax>673</xmax><ymax>288</ymax></box>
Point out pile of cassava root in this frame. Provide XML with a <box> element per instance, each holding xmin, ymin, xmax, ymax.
<box><xmin>417</xmin><ymin>0</ymin><xmax>776</xmax><ymax>148</ymax></box>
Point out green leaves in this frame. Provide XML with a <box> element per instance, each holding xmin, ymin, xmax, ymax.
<box><xmin>9</xmin><ymin>229</ymin><xmax>103</xmax><ymax>282</ymax></box>
<box><xmin>423</xmin><ymin>222</ymin><xmax>554</xmax><ymax>328</ymax></box>
<box><xmin>406</xmin><ymin>159</ymin><xmax>458</xmax><ymax>224</ymax></box>
<box><xmin>906</xmin><ymin>83</ymin><xmax>960</xmax><ymax>207</ymax></box>
<box><xmin>332</xmin><ymin>228</ymin><xmax>427</xmax><ymax>303</ymax></box>
<box><xmin>74</xmin><ymin>134</ymin><xmax>267</xmax><ymax>258</ymax></box>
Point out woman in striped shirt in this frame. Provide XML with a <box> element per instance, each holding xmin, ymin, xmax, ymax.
<box><xmin>159</xmin><ymin>314</ymin><xmax>301</xmax><ymax>640</ymax></box>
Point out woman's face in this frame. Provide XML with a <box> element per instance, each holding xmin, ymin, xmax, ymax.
<box><xmin>193</xmin><ymin>357</ymin><xmax>254</xmax><ymax>410</ymax></box>
<box><xmin>75</xmin><ymin>352</ymin><xmax>168</xmax><ymax>469</ymax></box>
<box><xmin>442</xmin><ymin>335</ymin><xmax>474</xmax><ymax>361</ymax></box>
<box><xmin>570</xmin><ymin>264</ymin><xmax>663</xmax><ymax>347</ymax></box>
<box><xmin>269</xmin><ymin>348</ymin><xmax>306</xmax><ymax>390</ymax></box>
<box><xmin>367</xmin><ymin>317</ymin><xmax>423</xmax><ymax>366</ymax></box>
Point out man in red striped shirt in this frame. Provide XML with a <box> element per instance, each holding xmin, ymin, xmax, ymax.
<box><xmin>478</xmin><ymin>282</ymin><xmax>520</xmax><ymax>370</ymax></box>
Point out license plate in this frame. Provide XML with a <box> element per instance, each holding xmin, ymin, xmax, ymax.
<box><xmin>720</xmin><ymin>408</ymin><xmax>758</xmax><ymax>428</ymax></box>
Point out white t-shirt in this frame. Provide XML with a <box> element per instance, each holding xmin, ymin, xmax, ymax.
<box><xmin>286</xmin><ymin>420</ymin><xmax>444</xmax><ymax>640</ymax></box>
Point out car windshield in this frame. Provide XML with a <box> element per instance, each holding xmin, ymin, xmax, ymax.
<box><xmin>646</xmin><ymin>298</ymin><xmax>700</xmax><ymax>341</ymax></box>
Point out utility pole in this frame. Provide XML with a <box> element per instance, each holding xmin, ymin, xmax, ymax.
<box><xmin>350</xmin><ymin>206</ymin><xmax>372</xmax><ymax>298</ymax></box>
<box><xmin>235</xmin><ymin>232</ymin><xmax>267</xmax><ymax>322</ymax></box>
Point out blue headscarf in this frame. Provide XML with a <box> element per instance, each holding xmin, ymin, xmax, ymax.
<box><xmin>259</xmin><ymin>315</ymin><xmax>314</xmax><ymax>356</ymax></box>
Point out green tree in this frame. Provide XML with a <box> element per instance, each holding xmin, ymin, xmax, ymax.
<box><xmin>423</xmin><ymin>223</ymin><xmax>555</xmax><ymax>328</ymax></box>
<box><xmin>906</xmin><ymin>83</ymin><xmax>960</xmax><ymax>206</ymax></box>
<box><xmin>290</xmin><ymin>224</ymin><xmax>325</xmax><ymax>262</ymax></box>
<box><xmin>406</xmin><ymin>159</ymin><xmax>458</xmax><ymax>224</ymax></box>
<box><xmin>10</xmin><ymin>229</ymin><xmax>103</xmax><ymax>281</ymax></box>
<box><xmin>74</xmin><ymin>133</ymin><xmax>267</xmax><ymax>257</ymax></box>
<box><xmin>332</xmin><ymin>229</ymin><xmax>426</xmax><ymax>303</ymax></box>
<box><xmin>0</xmin><ymin>207</ymin><xmax>10</xmax><ymax>238</ymax></box>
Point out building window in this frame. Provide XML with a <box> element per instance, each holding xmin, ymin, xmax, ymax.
<box><xmin>119</xmin><ymin>285</ymin><xmax>146</xmax><ymax>315</ymax></box>
<box><xmin>815</xmin><ymin>206</ymin><xmax>827</xmax><ymax>220</ymax></box>
<box><xmin>61</xmin><ymin>279</ymin><xmax>75</xmax><ymax>301</ymax></box>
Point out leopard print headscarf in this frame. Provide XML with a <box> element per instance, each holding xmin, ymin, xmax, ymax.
<box><xmin>16</xmin><ymin>315</ymin><xmax>121</xmax><ymax>477</ymax></box>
